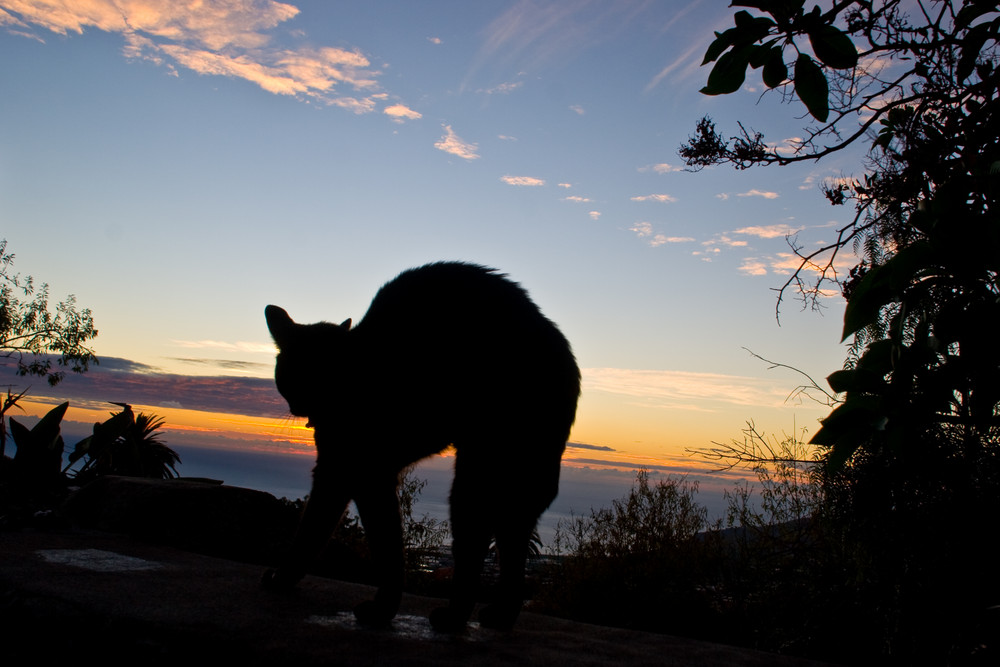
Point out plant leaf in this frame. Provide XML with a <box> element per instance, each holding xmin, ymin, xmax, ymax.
<box><xmin>761</xmin><ymin>47</ymin><xmax>787</xmax><ymax>87</ymax></box>
<box><xmin>808</xmin><ymin>24</ymin><xmax>858</xmax><ymax>69</ymax></box>
<box><xmin>701</xmin><ymin>48</ymin><xmax>751</xmax><ymax>95</ymax></box>
<box><xmin>794</xmin><ymin>53</ymin><xmax>829</xmax><ymax>122</ymax></box>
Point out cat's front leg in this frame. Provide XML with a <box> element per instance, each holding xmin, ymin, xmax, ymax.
<box><xmin>263</xmin><ymin>467</ymin><xmax>350</xmax><ymax>591</ymax></box>
<box><xmin>352</xmin><ymin>479</ymin><xmax>405</xmax><ymax>627</ymax></box>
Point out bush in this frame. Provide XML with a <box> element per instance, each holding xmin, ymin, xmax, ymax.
<box><xmin>538</xmin><ymin>471</ymin><xmax>723</xmax><ymax>638</ymax></box>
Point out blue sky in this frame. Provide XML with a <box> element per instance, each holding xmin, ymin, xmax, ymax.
<box><xmin>1</xmin><ymin>1</ymin><xmax>863</xmax><ymax>469</ymax></box>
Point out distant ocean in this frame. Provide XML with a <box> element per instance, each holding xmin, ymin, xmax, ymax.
<box><xmin>168</xmin><ymin>443</ymin><xmax>736</xmax><ymax>548</ymax></box>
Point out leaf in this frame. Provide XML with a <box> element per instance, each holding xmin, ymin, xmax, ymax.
<box><xmin>761</xmin><ymin>47</ymin><xmax>787</xmax><ymax>87</ymax></box>
<box><xmin>701</xmin><ymin>48</ymin><xmax>751</xmax><ymax>95</ymax></box>
<box><xmin>807</xmin><ymin>24</ymin><xmax>858</xmax><ymax>69</ymax></box>
<box><xmin>702</xmin><ymin>29</ymin><xmax>737</xmax><ymax>65</ymax></box>
<box><xmin>793</xmin><ymin>54</ymin><xmax>829</xmax><ymax>122</ymax></box>
<box><xmin>827</xmin><ymin>367</ymin><xmax>887</xmax><ymax>395</ymax></box>
<box><xmin>841</xmin><ymin>264</ymin><xmax>893</xmax><ymax>341</ymax></box>
<box><xmin>841</xmin><ymin>242</ymin><xmax>934</xmax><ymax>341</ymax></box>
<box><xmin>957</xmin><ymin>22</ymin><xmax>990</xmax><ymax>82</ymax></box>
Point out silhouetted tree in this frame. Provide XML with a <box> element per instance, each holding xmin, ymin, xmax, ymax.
<box><xmin>680</xmin><ymin>2</ymin><xmax>1000</xmax><ymax>660</ymax></box>
<box><xmin>681</xmin><ymin>0</ymin><xmax>1000</xmax><ymax>468</ymax></box>
<box><xmin>1</xmin><ymin>239</ymin><xmax>98</xmax><ymax>386</ymax></box>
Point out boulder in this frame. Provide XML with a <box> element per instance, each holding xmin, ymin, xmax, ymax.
<box><xmin>61</xmin><ymin>476</ymin><xmax>297</xmax><ymax>564</ymax></box>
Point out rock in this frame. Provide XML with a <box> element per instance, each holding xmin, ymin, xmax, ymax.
<box><xmin>60</xmin><ymin>476</ymin><xmax>296</xmax><ymax>563</ymax></box>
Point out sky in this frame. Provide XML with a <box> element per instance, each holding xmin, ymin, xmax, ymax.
<box><xmin>1</xmin><ymin>1</ymin><xmax>866</xmax><ymax>505</ymax></box>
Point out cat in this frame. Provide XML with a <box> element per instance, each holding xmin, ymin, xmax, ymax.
<box><xmin>261</xmin><ymin>261</ymin><xmax>580</xmax><ymax>632</ymax></box>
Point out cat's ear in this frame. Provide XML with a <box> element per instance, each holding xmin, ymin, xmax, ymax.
<box><xmin>340</xmin><ymin>318</ymin><xmax>352</xmax><ymax>330</ymax></box>
<box><xmin>265</xmin><ymin>305</ymin><xmax>295</xmax><ymax>347</ymax></box>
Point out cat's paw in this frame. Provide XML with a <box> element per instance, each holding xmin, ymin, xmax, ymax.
<box><xmin>478</xmin><ymin>603</ymin><xmax>519</xmax><ymax>631</ymax></box>
<box><xmin>353</xmin><ymin>600</ymin><xmax>396</xmax><ymax>628</ymax></box>
<box><xmin>429</xmin><ymin>606</ymin><xmax>470</xmax><ymax>633</ymax></box>
<box><xmin>260</xmin><ymin>567</ymin><xmax>302</xmax><ymax>591</ymax></box>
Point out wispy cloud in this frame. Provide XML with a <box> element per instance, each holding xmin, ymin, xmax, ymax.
<box><xmin>629</xmin><ymin>222</ymin><xmax>693</xmax><ymax>247</ymax></box>
<box><xmin>569</xmin><ymin>104</ymin><xmax>585</xmax><ymax>115</ymax></box>
<box><xmin>172</xmin><ymin>339</ymin><xmax>276</xmax><ymax>354</ymax></box>
<box><xmin>1</xmin><ymin>1</ymin><xmax>406</xmax><ymax>115</ymax></box>
<box><xmin>582</xmin><ymin>366</ymin><xmax>793</xmax><ymax>411</ymax></box>
<box><xmin>645</xmin><ymin>40</ymin><xmax>707</xmax><ymax>91</ymax></box>
<box><xmin>631</xmin><ymin>194</ymin><xmax>677</xmax><ymax>203</ymax></box>
<box><xmin>435</xmin><ymin>125</ymin><xmax>480</xmax><ymax>160</ymax></box>
<box><xmin>733</xmin><ymin>224</ymin><xmax>802</xmax><ymax>239</ymax></box>
<box><xmin>465</xmin><ymin>1</ymin><xmax>654</xmax><ymax>90</ymax></box>
<box><xmin>563</xmin><ymin>195</ymin><xmax>592</xmax><ymax>203</ymax></box>
<box><xmin>501</xmin><ymin>175</ymin><xmax>545</xmax><ymax>186</ymax></box>
<box><xmin>738</xmin><ymin>189</ymin><xmax>780</xmax><ymax>199</ymax></box>
<box><xmin>481</xmin><ymin>81</ymin><xmax>524</xmax><ymax>95</ymax></box>
<box><xmin>716</xmin><ymin>189</ymin><xmax>780</xmax><ymax>201</ymax></box>
<box><xmin>589</xmin><ymin>211</ymin><xmax>602</xmax><ymax>220</ymax></box>
<box><xmin>427</xmin><ymin>36</ymin><xmax>442</xmax><ymax>45</ymax></box>
<box><xmin>638</xmin><ymin>163</ymin><xmax>684</xmax><ymax>174</ymax></box>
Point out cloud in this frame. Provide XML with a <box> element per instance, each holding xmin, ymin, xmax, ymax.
<box><xmin>563</xmin><ymin>195</ymin><xmax>591</xmax><ymax>203</ymax></box>
<box><xmin>589</xmin><ymin>211</ymin><xmax>601</xmax><ymax>220</ymax></box>
<box><xmin>629</xmin><ymin>222</ymin><xmax>692</xmax><ymax>247</ymax></box>
<box><xmin>434</xmin><ymin>125</ymin><xmax>480</xmax><ymax>160</ymax></box>
<box><xmin>427</xmin><ymin>36</ymin><xmax>442</xmax><ymax>45</ymax></box>
<box><xmin>567</xmin><ymin>441</ymin><xmax>616</xmax><ymax>452</ymax></box>
<box><xmin>638</xmin><ymin>163</ymin><xmax>683</xmax><ymax>174</ymax></box>
<box><xmin>2</xmin><ymin>1</ymin><xmax>399</xmax><ymax>114</ymax></box>
<box><xmin>733</xmin><ymin>224</ymin><xmax>802</xmax><ymax>239</ymax></box>
<box><xmin>558</xmin><ymin>183</ymin><xmax>572</xmax><ymax>188</ymax></box>
<box><xmin>482</xmin><ymin>81</ymin><xmax>523</xmax><ymax>94</ymax></box>
<box><xmin>466</xmin><ymin>2</ymin><xmax>653</xmax><ymax>89</ymax></box>
<box><xmin>384</xmin><ymin>103</ymin><xmax>422</xmax><ymax>121</ymax></box>
<box><xmin>501</xmin><ymin>175</ymin><xmax>545</xmax><ymax>186</ymax></box>
<box><xmin>582</xmin><ymin>367</ymin><xmax>793</xmax><ymax>410</ymax></box>
<box><xmin>168</xmin><ymin>358</ymin><xmax>272</xmax><ymax>374</ymax></box>
<box><xmin>1</xmin><ymin>355</ymin><xmax>288</xmax><ymax>418</ymax></box>
<box><xmin>737</xmin><ymin>189</ymin><xmax>780</xmax><ymax>199</ymax></box>
<box><xmin>738</xmin><ymin>258</ymin><xmax>769</xmax><ymax>276</ymax></box>
<box><xmin>569</xmin><ymin>104</ymin><xmax>585</xmax><ymax>115</ymax></box>
<box><xmin>172</xmin><ymin>339</ymin><xmax>276</xmax><ymax>354</ymax></box>
<box><xmin>630</xmin><ymin>194</ymin><xmax>677</xmax><ymax>203</ymax></box>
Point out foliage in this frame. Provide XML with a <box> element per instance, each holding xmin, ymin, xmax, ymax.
<box><xmin>681</xmin><ymin>0</ymin><xmax>1000</xmax><ymax>469</ymax></box>
<box><xmin>0</xmin><ymin>386</ymin><xmax>28</xmax><ymax>459</ymax></box>
<box><xmin>1</xmin><ymin>239</ymin><xmax>98</xmax><ymax>386</ymax></box>
<box><xmin>65</xmin><ymin>404</ymin><xmax>180</xmax><ymax>483</ymax></box>
<box><xmin>678</xmin><ymin>5</ymin><xmax>1000</xmax><ymax>657</ymax></box>
<box><xmin>7</xmin><ymin>401</ymin><xmax>69</xmax><ymax>500</ymax></box>
<box><xmin>540</xmin><ymin>471</ymin><xmax>722</xmax><ymax>636</ymax></box>
<box><xmin>397</xmin><ymin>465</ymin><xmax>450</xmax><ymax>558</ymax></box>
<box><xmin>1</xmin><ymin>398</ymin><xmax>180</xmax><ymax>524</ymax></box>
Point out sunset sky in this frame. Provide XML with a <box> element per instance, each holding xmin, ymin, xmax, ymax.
<box><xmin>1</xmin><ymin>1</ymin><xmax>862</xmax><ymax>494</ymax></box>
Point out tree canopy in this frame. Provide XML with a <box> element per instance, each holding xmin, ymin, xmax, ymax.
<box><xmin>680</xmin><ymin>0</ymin><xmax>1000</xmax><ymax>469</ymax></box>
<box><xmin>1</xmin><ymin>239</ymin><xmax>98</xmax><ymax>385</ymax></box>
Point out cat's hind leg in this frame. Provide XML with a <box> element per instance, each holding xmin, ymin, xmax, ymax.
<box><xmin>478</xmin><ymin>518</ymin><xmax>535</xmax><ymax>630</ymax></box>
<box><xmin>430</xmin><ymin>460</ymin><xmax>493</xmax><ymax>633</ymax></box>
<box><xmin>479</xmin><ymin>450</ymin><xmax>561</xmax><ymax>630</ymax></box>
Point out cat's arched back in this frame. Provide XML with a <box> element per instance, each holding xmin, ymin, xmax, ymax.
<box><xmin>263</xmin><ymin>262</ymin><xmax>579</xmax><ymax>631</ymax></box>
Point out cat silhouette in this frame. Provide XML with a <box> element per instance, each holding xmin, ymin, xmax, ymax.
<box><xmin>262</xmin><ymin>262</ymin><xmax>580</xmax><ymax>631</ymax></box>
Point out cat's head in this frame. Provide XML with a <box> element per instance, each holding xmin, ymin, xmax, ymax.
<box><xmin>265</xmin><ymin>305</ymin><xmax>352</xmax><ymax>423</ymax></box>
